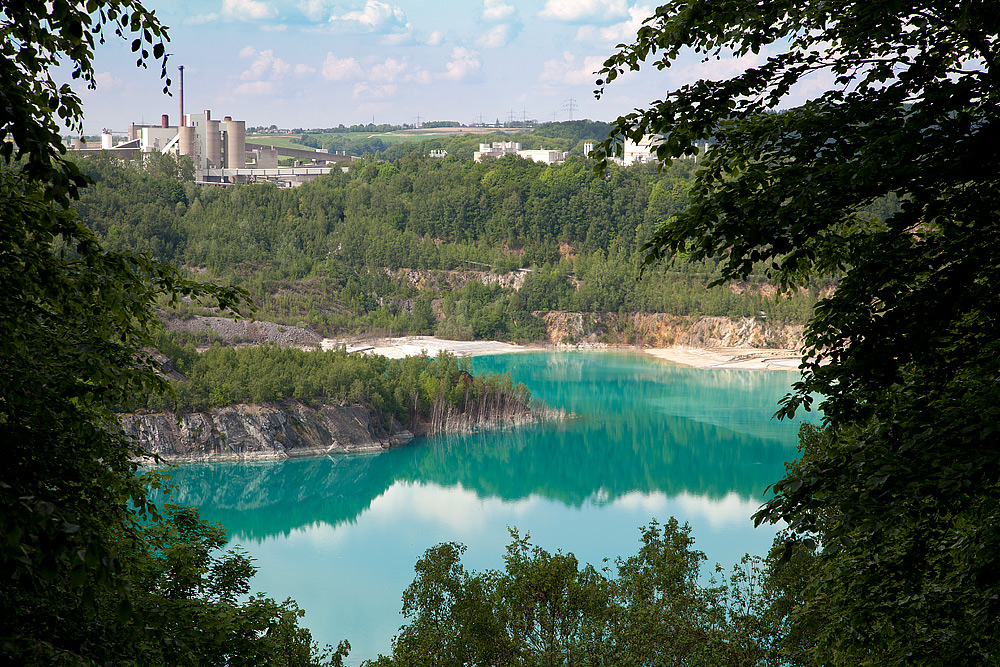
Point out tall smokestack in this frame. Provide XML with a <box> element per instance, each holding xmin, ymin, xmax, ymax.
<box><xmin>178</xmin><ymin>65</ymin><xmax>185</xmax><ymax>127</ymax></box>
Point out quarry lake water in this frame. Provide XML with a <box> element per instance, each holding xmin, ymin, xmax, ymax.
<box><xmin>160</xmin><ymin>350</ymin><xmax>818</xmax><ymax>664</ymax></box>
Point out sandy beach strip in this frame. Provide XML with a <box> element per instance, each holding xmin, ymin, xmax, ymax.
<box><xmin>643</xmin><ymin>346</ymin><xmax>803</xmax><ymax>371</ymax></box>
<box><xmin>320</xmin><ymin>335</ymin><xmax>537</xmax><ymax>359</ymax></box>
<box><xmin>320</xmin><ymin>336</ymin><xmax>803</xmax><ymax>371</ymax></box>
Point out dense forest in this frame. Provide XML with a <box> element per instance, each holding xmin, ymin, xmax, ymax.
<box><xmin>364</xmin><ymin>520</ymin><xmax>794</xmax><ymax>667</ymax></box>
<box><xmin>8</xmin><ymin>0</ymin><xmax>995</xmax><ymax>663</ymax></box>
<box><xmin>148</xmin><ymin>337</ymin><xmax>531</xmax><ymax>434</ymax></box>
<box><xmin>72</xmin><ymin>142</ymin><xmax>824</xmax><ymax>344</ymax></box>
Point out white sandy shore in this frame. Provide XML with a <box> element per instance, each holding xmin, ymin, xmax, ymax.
<box><xmin>320</xmin><ymin>336</ymin><xmax>803</xmax><ymax>371</ymax></box>
<box><xmin>642</xmin><ymin>346</ymin><xmax>803</xmax><ymax>371</ymax></box>
<box><xmin>319</xmin><ymin>335</ymin><xmax>538</xmax><ymax>358</ymax></box>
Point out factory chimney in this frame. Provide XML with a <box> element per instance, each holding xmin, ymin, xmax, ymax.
<box><xmin>178</xmin><ymin>65</ymin><xmax>185</xmax><ymax>126</ymax></box>
<box><xmin>161</xmin><ymin>114</ymin><xmax>169</xmax><ymax>128</ymax></box>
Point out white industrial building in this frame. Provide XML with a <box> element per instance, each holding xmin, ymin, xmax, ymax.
<box><xmin>474</xmin><ymin>141</ymin><xmax>522</xmax><ymax>161</ymax></box>
<box><xmin>68</xmin><ymin>66</ymin><xmax>353</xmax><ymax>186</ymax></box>
<box><xmin>81</xmin><ymin>110</ymin><xmax>351</xmax><ymax>186</ymax></box>
<box><xmin>516</xmin><ymin>149</ymin><xmax>569</xmax><ymax>165</ymax></box>
<box><xmin>473</xmin><ymin>141</ymin><xmax>568</xmax><ymax>165</ymax></box>
<box><xmin>614</xmin><ymin>135</ymin><xmax>666</xmax><ymax>166</ymax></box>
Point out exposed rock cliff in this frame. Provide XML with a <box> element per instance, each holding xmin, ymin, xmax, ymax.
<box><xmin>122</xmin><ymin>401</ymin><xmax>414</xmax><ymax>463</ymax></box>
<box><xmin>539</xmin><ymin>312</ymin><xmax>804</xmax><ymax>349</ymax></box>
<box><xmin>123</xmin><ymin>395</ymin><xmax>539</xmax><ymax>463</ymax></box>
<box><xmin>161</xmin><ymin>314</ymin><xmax>323</xmax><ymax>348</ymax></box>
<box><xmin>387</xmin><ymin>267</ymin><xmax>529</xmax><ymax>292</ymax></box>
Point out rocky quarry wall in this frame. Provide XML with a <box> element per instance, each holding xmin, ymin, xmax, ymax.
<box><xmin>123</xmin><ymin>397</ymin><xmax>538</xmax><ymax>463</ymax></box>
<box><xmin>540</xmin><ymin>312</ymin><xmax>804</xmax><ymax>349</ymax></box>
<box><xmin>121</xmin><ymin>402</ymin><xmax>414</xmax><ymax>463</ymax></box>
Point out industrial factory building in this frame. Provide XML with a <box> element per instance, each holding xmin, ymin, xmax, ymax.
<box><xmin>473</xmin><ymin>141</ymin><xmax>569</xmax><ymax>165</ymax></box>
<box><xmin>69</xmin><ymin>66</ymin><xmax>354</xmax><ymax>186</ymax></box>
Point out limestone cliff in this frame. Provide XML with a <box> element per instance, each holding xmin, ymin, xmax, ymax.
<box><xmin>539</xmin><ymin>312</ymin><xmax>804</xmax><ymax>349</ymax></box>
<box><xmin>122</xmin><ymin>401</ymin><xmax>414</xmax><ymax>463</ymax></box>
<box><xmin>123</xmin><ymin>395</ymin><xmax>539</xmax><ymax>463</ymax></box>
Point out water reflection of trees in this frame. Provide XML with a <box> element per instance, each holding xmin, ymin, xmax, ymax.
<box><xmin>157</xmin><ymin>353</ymin><xmax>812</xmax><ymax>541</ymax></box>
<box><xmin>158</xmin><ymin>413</ymin><xmax>794</xmax><ymax>542</ymax></box>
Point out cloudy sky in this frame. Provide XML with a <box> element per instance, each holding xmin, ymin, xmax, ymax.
<box><xmin>75</xmin><ymin>0</ymin><xmax>762</xmax><ymax>133</ymax></box>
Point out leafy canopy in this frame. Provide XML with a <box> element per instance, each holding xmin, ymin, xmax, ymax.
<box><xmin>371</xmin><ymin>521</ymin><xmax>775</xmax><ymax>667</ymax></box>
<box><xmin>0</xmin><ymin>0</ymin><xmax>170</xmax><ymax>202</ymax></box>
<box><xmin>594</xmin><ymin>0</ymin><xmax>1000</xmax><ymax>663</ymax></box>
<box><xmin>0</xmin><ymin>1</ymin><xmax>352</xmax><ymax>664</ymax></box>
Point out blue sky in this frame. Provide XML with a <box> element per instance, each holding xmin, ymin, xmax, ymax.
<box><xmin>76</xmin><ymin>0</ymin><xmax>772</xmax><ymax>133</ymax></box>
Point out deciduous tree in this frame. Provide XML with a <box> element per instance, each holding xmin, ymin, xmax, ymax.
<box><xmin>0</xmin><ymin>2</ymin><xmax>346</xmax><ymax>664</ymax></box>
<box><xmin>594</xmin><ymin>0</ymin><xmax>1000</xmax><ymax>663</ymax></box>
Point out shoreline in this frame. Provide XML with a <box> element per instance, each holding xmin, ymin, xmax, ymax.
<box><xmin>643</xmin><ymin>346</ymin><xmax>803</xmax><ymax>371</ymax></box>
<box><xmin>319</xmin><ymin>335</ymin><xmax>803</xmax><ymax>371</ymax></box>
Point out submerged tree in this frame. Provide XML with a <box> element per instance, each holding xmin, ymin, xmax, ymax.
<box><xmin>594</xmin><ymin>0</ymin><xmax>999</xmax><ymax>663</ymax></box>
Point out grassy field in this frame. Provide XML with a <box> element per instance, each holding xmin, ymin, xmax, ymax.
<box><xmin>245</xmin><ymin>134</ymin><xmax>313</xmax><ymax>149</ymax></box>
<box><xmin>372</xmin><ymin>127</ymin><xmax>524</xmax><ymax>142</ymax></box>
<box><xmin>248</xmin><ymin>126</ymin><xmax>526</xmax><ymax>148</ymax></box>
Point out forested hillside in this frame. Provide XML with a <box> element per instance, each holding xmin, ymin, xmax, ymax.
<box><xmin>73</xmin><ymin>148</ymin><xmax>823</xmax><ymax>343</ymax></box>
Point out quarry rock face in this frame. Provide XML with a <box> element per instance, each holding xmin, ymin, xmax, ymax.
<box><xmin>539</xmin><ymin>312</ymin><xmax>804</xmax><ymax>349</ymax></box>
<box><xmin>121</xmin><ymin>401</ymin><xmax>413</xmax><ymax>462</ymax></box>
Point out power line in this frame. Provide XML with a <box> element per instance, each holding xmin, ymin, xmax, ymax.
<box><xmin>563</xmin><ymin>97</ymin><xmax>578</xmax><ymax>121</ymax></box>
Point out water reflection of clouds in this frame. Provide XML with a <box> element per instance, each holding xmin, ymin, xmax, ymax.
<box><xmin>280</xmin><ymin>521</ymin><xmax>350</xmax><ymax>551</ymax></box>
<box><xmin>673</xmin><ymin>491</ymin><xmax>765</xmax><ymax>528</ymax></box>
<box><xmin>347</xmin><ymin>481</ymin><xmax>766</xmax><ymax>535</ymax></box>
<box><xmin>365</xmin><ymin>481</ymin><xmax>542</xmax><ymax>532</ymax></box>
<box><xmin>602</xmin><ymin>489</ymin><xmax>763</xmax><ymax>528</ymax></box>
<box><xmin>231</xmin><ymin>480</ymin><xmax>782</xmax><ymax>662</ymax></box>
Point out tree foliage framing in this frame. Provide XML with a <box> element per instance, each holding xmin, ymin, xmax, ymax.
<box><xmin>0</xmin><ymin>2</ymin><xmax>350</xmax><ymax>664</ymax></box>
<box><xmin>593</xmin><ymin>0</ymin><xmax>999</xmax><ymax>664</ymax></box>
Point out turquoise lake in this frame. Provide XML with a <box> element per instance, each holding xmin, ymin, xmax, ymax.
<box><xmin>160</xmin><ymin>351</ymin><xmax>817</xmax><ymax>664</ymax></box>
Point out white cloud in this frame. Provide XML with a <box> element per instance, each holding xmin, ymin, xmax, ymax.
<box><xmin>681</xmin><ymin>50</ymin><xmax>769</xmax><ymax>83</ymax></box>
<box><xmin>93</xmin><ymin>71</ymin><xmax>123</xmax><ymax>90</ymax></box>
<box><xmin>238</xmin><ymin>48</ymin><xmax>291</xmax><ymax>82</ymax></box>
<box><xmin>352</xmin><ymin>81</ymin><xmax>398</xmax><ymax>101</ymax></box>
<box><xmin>539</xmin><ymin>0</ymin><xmax>628</xmax><ymax>22</ymax></box>
<box><xmin>482</xmin><ymin>0</ymin><xmax>515</xmax><ymax>21</ymax></box>
<box><xmin>540</xmin><ymin>50</ymin><xmax>605</xmax><ymax>85</ymax></box>
<box><xmin>575</xmin><ymin>5</ymin><xmax>649</xmax><ymax>43</ymax></box>
<box><xmin>381</xmin><ymin>32</ymin><xmax>416</xmax><ymax>46</ymax></box>
<box><xmin>425</xmin><ymin>30</ymin><xmax>444</xmax><ymax>46</ymax></box>
<box><xmin>321</xmin><ymin>52</ymin><xmax>434</xmax><ymax>97</ymax></box>
<box><xmin>329</xmin><ymin>0</ymin><xmax>409</xmax><ymax>32</ymax></box>
<box><xmin>233</xmin><ymin>47</ymin><xmax>314</xmax><ymax>96</ymax></box>
<box><xmin>479</xmin><ymin>0</ymin><xmax>520</xmax><ymax>49</ymax></box>
<box><xmin>298</xmin><ymin>0</ymin><xmax>335</xmax><ymax>21</ymax></box>
<box><xmin>365</xmin><ymin>57</ymin><xmax>432</xmax><ymax>84</ymax></box>
<box><xmin>184</xmin><ymin>12</ymin><xmax>219</xmax><ymax>25</ymax></box>
<box><xmin>234</xmin><ymin>80</ymin><xmax>278</xmax><ymax>95</ymax></box>
<box><xmin>322</xmin><ymin>54</ymin><xmax>364</xmax><ymax>81</ymax></box>
<box><xmin>370</xmin><ymin>57</ymin><xmax>409</xmax><ymax>83</ymax></box>
<box><xmin>477</xmin><ymin>24</ymin><xmax>509</xmax><ymax>48</ymax></box>
<box><xmin>222</xmin><ymin>0</ymin><xmax>278</xmax><ymax>21</ymax></box>
<box><xmin>440</xmin><ymin>47</ymin><xmax>481</xmax><ymax>81</ymax></box>
<box><xmin>79</xmin><ymin>71</ymin><xmax>123</xmax><ymax>96</ymax></box>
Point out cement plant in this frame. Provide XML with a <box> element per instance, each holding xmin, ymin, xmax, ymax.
<box><xmin>68</xmin><ymin>65</ymin><xmax>354</xmax><ymax>187</ymax></box>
